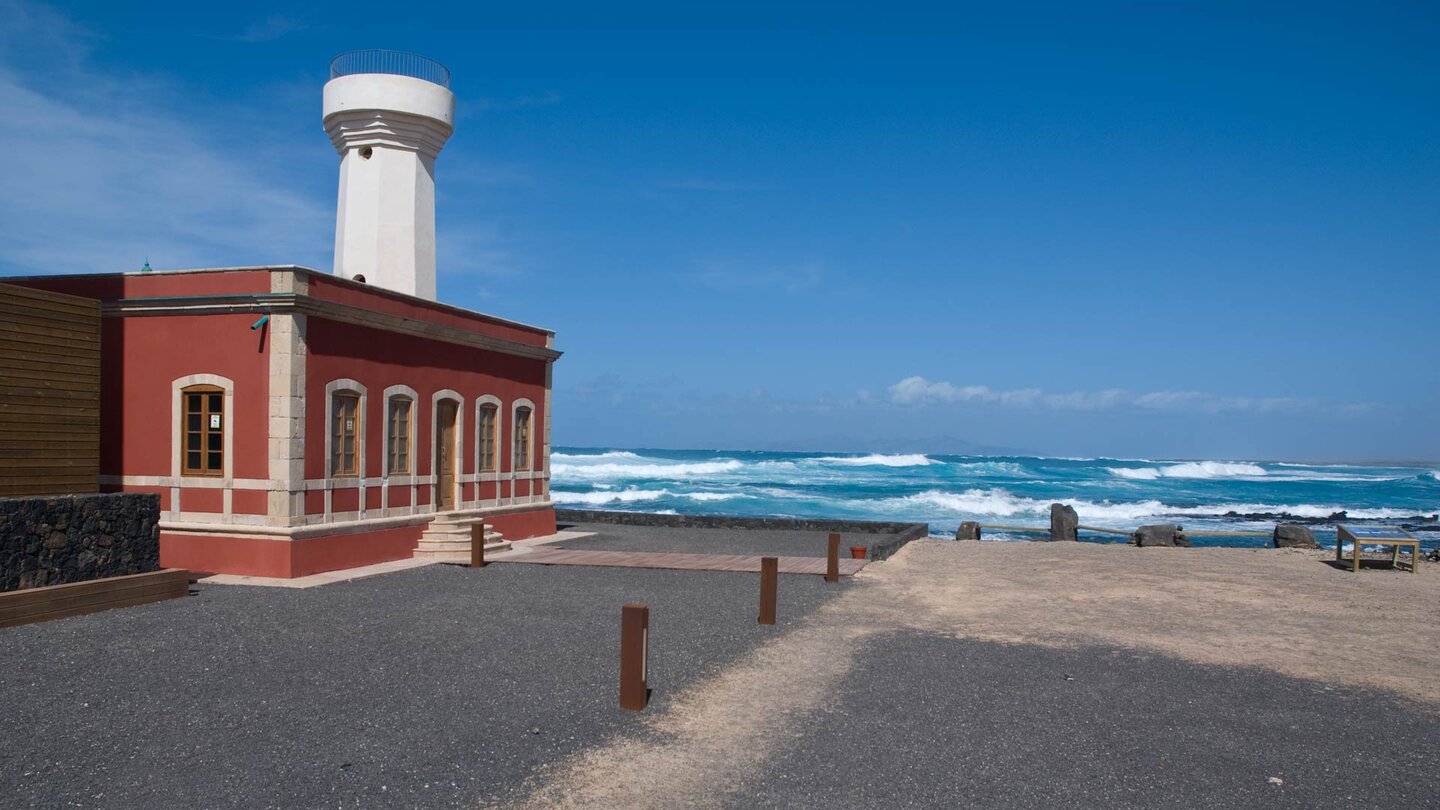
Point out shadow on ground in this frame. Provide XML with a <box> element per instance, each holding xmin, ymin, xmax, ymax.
<box><xmin>726</xmin><ymin>631</ymin><xmax>1439</xmax><ymax>809</ymax></box>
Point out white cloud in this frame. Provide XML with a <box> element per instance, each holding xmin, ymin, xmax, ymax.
<box><xmin>888</xmin><ymin>376</ymin><xmax>1367</xmax><ymax>416</ymax></box>
<box><xmin>0</xmin><ymin>1</ymin><xmax>333</xmax><ymax>276</ymax></box>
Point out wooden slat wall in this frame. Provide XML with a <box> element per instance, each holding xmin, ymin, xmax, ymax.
<box><xmin>0</xmin><ymin>283</ymin><xmax>101</xmax><ymax>496</ymax></box>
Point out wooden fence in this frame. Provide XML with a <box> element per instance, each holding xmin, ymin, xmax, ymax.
<box><xmin>978</xmin><ymin>523</ymin><xmax>1271</xmax><ymax>538</ymax></box>
<box><xmin>0</xmin><ymin>282</ymin><xmax>101</xmax><ymax>496</ymax></box>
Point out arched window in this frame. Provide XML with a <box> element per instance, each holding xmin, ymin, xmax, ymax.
<box><xmin>477</xmin><ymin>396</ymin><xmax>500</xmax><ymax>472</ymax></box>
<box><xmin>387</xmin><ymin>395</ymin><xmax>413</xmax><ymax>475</ymax></box>
<box><xmin>173</xmin><ymin>374</ymin><xmax>233</xmax><ymax>480</ymax></box>
<box><xmin>512</xmin><ymin>402</ymin><xmax>534</xmax><ymax>471</ymax></box>
<box><xmin>326</xmin><ymin>379</ymin><xmax>367</xmax><ymax>478</ymax></box>
<box><xmin>181</xmin><ymin>385</ymin><xmax>225</xmax><ymax>477</ymax></box>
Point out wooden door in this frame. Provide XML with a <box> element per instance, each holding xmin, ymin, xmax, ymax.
<box><xmin>436</xmin><ymin>400</ymin><xmax>457</xmax><ymax>510</ymax></box>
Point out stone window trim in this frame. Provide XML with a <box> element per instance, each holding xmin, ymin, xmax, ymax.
<box><xmin>382</xmin><ymin>384</ymin><xmax>419</xmax><ymax>477</ymax></box>
<box><xmin>511</xmin><ymin>398</ymin><xmax>536</xmax><ymax>472</ymax></box>
<box><xmin>171</xmin><ymin>374</ymin><xmax>235</xmax><ymax>481</ymax></box>
<box><xmin>475</xmin><ymin>394</ymin><xmax>502</xmax><ymax>474</ymax></box>
<box><xmin>430</xmin><ymin>389</ymin><xmax>465</xmax><ymax>508</ymax></box>
<box><xmin>325</xmin><ymin>379</ymin><xmax>368</xmax><ymax>480</ymax></box>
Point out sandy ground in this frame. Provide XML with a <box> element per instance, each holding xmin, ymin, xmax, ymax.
<box><xmin>873</xmin><ymin>540</ymin><xmax>1440</xmax><ymax>701</ymax></box>
<box><xmin>498</xmin><ymin>539</ymin><xmax>1440</xmax><ymax>809</ymax></box>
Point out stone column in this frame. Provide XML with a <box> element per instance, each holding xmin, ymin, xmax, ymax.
<box><xmin>267</xmin><ymin>270</ymin><xmax>308</xmax><ymax>527</ymax></box>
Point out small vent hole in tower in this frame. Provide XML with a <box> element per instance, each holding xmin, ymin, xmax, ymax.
<box><xmin>359</xmin><ymin>147</ymin><xmax>373</xmax><ymax>160</ymax></box>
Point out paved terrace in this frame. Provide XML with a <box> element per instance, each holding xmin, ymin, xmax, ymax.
<box><xmin>487</xmin><ymin>521</ymin><xmax>902</xmax><ymax>576</ymax></box>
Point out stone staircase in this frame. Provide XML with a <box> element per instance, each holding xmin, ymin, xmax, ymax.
<box><xmin>413</xmin><ymin>510</ymin><xmax>511</xmax><ymax>560</ymax></box>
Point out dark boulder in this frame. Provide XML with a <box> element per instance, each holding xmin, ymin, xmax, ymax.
<box><xmin>1049</xmin><ymin>504</ymin><xmax>1078</xmax><ymax>542</ymax></box>
<box><xmin>1132</xmin><ymin>524</ymin><xmax>1190</xmax><ymax>548</ymax></box>
<box><xmin>1272</xmin><ymin>524</ymin><xmax>1318</xmax><ymax>549</ymax></box>
<box><xmin>955</xmin><ymin>521</ymin><xmax>981</xmax><ymax>541</ymax></box>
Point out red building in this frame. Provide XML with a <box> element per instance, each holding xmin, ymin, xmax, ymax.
<box><xmin>6</xmin><ymin>266</ymin><xmax>559</xmax><ymax>577</ymax></box>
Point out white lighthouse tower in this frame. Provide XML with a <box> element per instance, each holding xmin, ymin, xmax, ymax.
<box><xmin>323</xmin><ymin>50</ymin><xmax>455</xmax><ymax>300</ymax></box>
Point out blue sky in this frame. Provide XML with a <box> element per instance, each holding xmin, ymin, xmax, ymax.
<box><xmin>2</xmin><ymin>0</ymin><xmax>1436</xmax><ymax>461</ymax></box>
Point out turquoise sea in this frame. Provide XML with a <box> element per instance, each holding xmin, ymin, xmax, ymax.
<box><xmin>551</xmin><ymin>448</ymin><xmax>1440</xmax><ymax>551</ymax></box>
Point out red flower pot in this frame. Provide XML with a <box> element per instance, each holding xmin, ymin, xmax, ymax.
<box><xmin>849</xmin><ymin>546</ymin><xmax>867</xmax><ymax>559</ymax></box>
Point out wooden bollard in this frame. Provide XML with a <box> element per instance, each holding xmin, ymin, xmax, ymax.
<box><xmin>758</xmin><ymin>556</ymin><xmax>778</xmax><ymax>624</ymax></box>
<box><xmin>470</xmin><ymin>522</ymin><xmax>486</xmax><ymax>568</ymax></box>
<box><xmin>826</xmin><ymin>532</ymin><xmax>840</xmax><ymax>583</ymax></box>
<box><xmin>620</xmin><ymin>603</ymin><xmax>650</xmax><ymax>711</ymax></box>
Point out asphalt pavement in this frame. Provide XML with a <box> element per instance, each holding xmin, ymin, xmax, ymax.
<box><xmin>0</xmin><ymin>558</ymin><xmax>846</xmax><ymax>809</ymax></box>
<box><xmin>725</xmin><ymin>631</ymin><xmax>1440</xmax><ymax>809</ymax></box>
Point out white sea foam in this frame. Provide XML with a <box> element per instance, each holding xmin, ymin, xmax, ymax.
<box><xmin>862</xmin><ymin>488</ymin><xmax>1433</xmax><ymax>523</ymax></box>
<box><xmin>1108</xmin><ymin>462</ymin><xmax>1409</xmax><ymax>483</ymax></box>
<box><xmin>551</xmin><ymin>459</ymin><xmax>746</xmax><ymax>481</ymax></box>
<box><xmin>551</xmin><ymin>450</ymin><xmax>642</xmax><ymax>462</ymax></box>
<box><xmin>813</xmin><ymin>453</ymin><xmax>936</xmax><ymax>467</ymax></box>
<box><xmin>1265</xmin><ymin>472</ymin><xmax>1411</xmax><ymax>482</ymax></box>
<box><xmin>553</xmin><ymin>487</ymin><xmax>668</xmax><ymax>504</ymax></box>
<box><xmin>951</xmin><ymin>461</ymin><xmax>1030</xmax><ymax>476</ymax></box>
<box><xmin>681</xmin><ymin>492</ymin><xmax>747</xmax><ymax>502</ymax></box>
<box><xmin>1157</xmin><ymin>461</ymin><xmax>1268</xmax><ymax>478</ymax></box>
<box><xmin>552</xmin><ymin>487</ymin><xmax>748</xmax><ymax>505</ymax></box>
<box><xmin>1107</xmin><ymin>467</ymin><xmax>1163</xmax><ymax>480</ymax></box>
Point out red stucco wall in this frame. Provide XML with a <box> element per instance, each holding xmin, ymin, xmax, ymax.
<box><xmin>303</xmin><ymin>318</ymin><xmax>547</xmax><ymax>485</ymax></box>
<box><xmin>307</xmin><ymin>272</ymin><xmax>550</xmax><ymax>348</ymax></box>
<box><xmin>106</xmin><ymin>313</ymin><xmax>271</xmax><ymax>481</ymax></box>
<box><xmin>160</xmin><ymin>505</ymin><xmax>554</xmax><ymax>577</ymax></box>
<box><xmin>489</xmin><ymin>508</ymin><xmax>557</xmax><ymax>541</ymax></box>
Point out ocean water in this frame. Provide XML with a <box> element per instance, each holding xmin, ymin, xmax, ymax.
<box><xmin>551</xmin><ymin>448</ymin><xmax>1440</xmax><ymax>551</ymax></box>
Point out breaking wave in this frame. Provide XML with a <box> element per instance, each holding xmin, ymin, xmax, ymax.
<box><xmin>866</xmin><ymin>488</ymin><xmax>1428</xmax><ymax>523</ymax></box>
<box><xmin>813</xmin><ymin>453</ymin><xmax>936</xmax><ymax>467</ymax></box>
<box><xmin>547</xmin><ymin>447</ymin><xmax>1439</xmax><ymax>545</ymax></box>
<box><xmin>553</xmin><ymin>487</ymin><xmax>668</xmax><ymax>504</ymax></box>
<box><xmin>551</xmin><ymin>450</ymin><xmax>642</xmax><ymax>462</ymax></box>
<box><xmin>1107</xmin><ymin>461</ymin><xmax>1412</xmax><ymax>483</ymax></box>
<box><xmin>550</xmin><ymin>459</ymin><xmax>746</xmax><ymax>481</ymax></box>
<box><xmin>552</xmin><ymin>487</ymin><xmax>748</xmax><ymax>505</ymax></box>
<box><xmin>1108</xmin><ymin>461</ymin><xmax>1267</xmax><ymax>480</ymax></box>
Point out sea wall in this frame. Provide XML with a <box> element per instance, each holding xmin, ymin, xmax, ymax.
<box><xmin>555</xmin><ymin>509</ymin><xmax>929</xmax><ymax>561</ymax></box>
<box><xmin>0</xmin><ymin>493</ymin><xmax>161</xmax><ymax>592</ymax></box>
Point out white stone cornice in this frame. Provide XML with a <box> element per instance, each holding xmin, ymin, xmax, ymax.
<box><xmin>324</xmin><ymin>109</ymin><xmax>452</xmax><ymax>159</ymax></box>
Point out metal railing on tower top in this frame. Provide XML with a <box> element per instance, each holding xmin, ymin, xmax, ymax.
<box><xmin>328</xmin><ymin>50</ymin><xmax>451</xmax><ymax>88</ymax></box>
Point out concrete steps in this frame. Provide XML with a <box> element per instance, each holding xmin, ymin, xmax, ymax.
<box><xmin>413</xmin><ymin>511</ymin><xmax>509</xmax><ymax>559</ymax></box>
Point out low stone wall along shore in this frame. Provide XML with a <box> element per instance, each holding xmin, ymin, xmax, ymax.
<box><xmin>555</xmin><ymin>509</ymin><xmax>929</xmax><ymax>561</ymax></box>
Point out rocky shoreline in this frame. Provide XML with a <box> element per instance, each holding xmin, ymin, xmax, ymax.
<box><xmin>1218</xmin><ymin>509</ymin><xmax>1439</xmax><ymax>531</ymax></box>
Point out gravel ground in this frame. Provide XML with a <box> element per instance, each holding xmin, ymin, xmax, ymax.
<box><xmin>555</xmin><ymin>522</ymin><xmax>898</xmax><ymax>557</ymax></box>
<box><xmin>0</xmin><ymin>560</ymin><xmax>848</xmax><ymax>809</ymax></box>
<box><xmin>727</xmin><ymin>631</ymin><xmax>1440</xmax><ymax>809</ymax></box>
